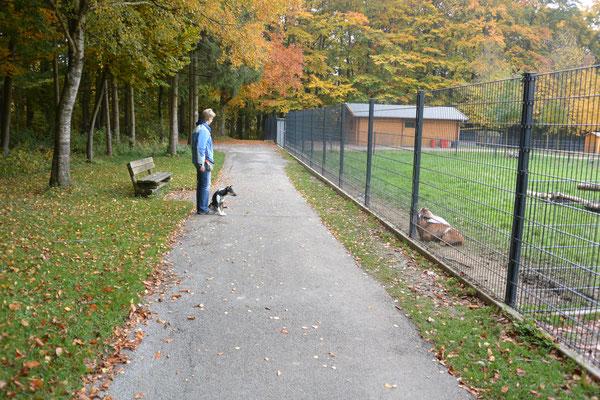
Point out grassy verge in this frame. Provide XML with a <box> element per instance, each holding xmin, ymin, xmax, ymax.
<box><xmin>0</xmin><ymin>147</ymin><xmax>223</xmax><ymax>399</ymax></box>
<box><xmin>283</xmin><ymin>152</ymin><xmax>599</xmax><ymax>399</ymax></box>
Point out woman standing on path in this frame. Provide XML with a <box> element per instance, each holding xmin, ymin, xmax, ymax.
<box><xmin>192</xmin><ymin>108</ymin><xmax>216</xmax><ymax>214</ymax></box>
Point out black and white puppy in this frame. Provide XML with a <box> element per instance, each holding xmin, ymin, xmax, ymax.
<box><xmin>209</xmin><ymin>186</ymin><xmax>237</xmax><ymax>216</ymax></box>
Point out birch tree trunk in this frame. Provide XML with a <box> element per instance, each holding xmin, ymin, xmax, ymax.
<box><xmin>169</xmin><ymin>74</ymin><xmax>178</xmax><ymax>155</ymax></box>
<box><xmin>50</xmin><ymin>5</ymin><xmax>87</xmax><ymax>187</ymax></box>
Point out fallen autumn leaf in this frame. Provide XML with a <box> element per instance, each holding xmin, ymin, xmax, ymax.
<box><xmin>23</xmin><ymin>360</ymin><xmax>41</xmax><ymax>368</ymax></box>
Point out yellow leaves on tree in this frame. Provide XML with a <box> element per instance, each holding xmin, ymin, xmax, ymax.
<box><xmin>194</xmin><ymin>0</ymin><xmax>299</xmax><ymax>69</ymax></box>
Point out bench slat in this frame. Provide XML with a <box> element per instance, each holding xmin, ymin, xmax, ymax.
<box><xmin>129</xmin><ymin>159</ymin><xmax>156</xmax><ymax>175</ymax></box>
<box><xmin>128</xmin><ymin>157</ymin><xmax>154</xmax><ymax>169</ymax></box>
<box><xmin>137</xmin><ymin>172</ymin><xmax>172</xmax><ymax>186</ymax></box>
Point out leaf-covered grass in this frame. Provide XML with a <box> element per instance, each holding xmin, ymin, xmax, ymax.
<box><xmin>0</xmin><ymin>146</ymin><xmax>224</xmax><ymax>399</ymax></box>
<box><xmin>284</xmin><ymin>152</ymin><xmax>600</xmax><ymax>399</ymax></box>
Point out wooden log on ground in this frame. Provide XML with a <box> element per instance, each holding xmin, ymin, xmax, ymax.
<box><xmin>527</xmin><ymin>190</ymin><xmax>600</xmax><ymax>213</ymax></box>
<box><xmin>577</xmin><ymin>182</ymin><xmax>600</xmax><ymax>192</ymax></box>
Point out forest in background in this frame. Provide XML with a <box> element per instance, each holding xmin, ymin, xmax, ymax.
<box><xmin>1</xmin><ymin>0</ymin><xmax>600</xmax><ymax>186</ymax></box>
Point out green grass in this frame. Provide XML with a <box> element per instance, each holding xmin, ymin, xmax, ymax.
<box><xmin>0</xmin><ymin>145</ymin><xmax>224</xmax><ymax>399</ymax></box>
<box><xmin>284</xmin><ymin>151</ymin><xmax>600</xmax><ymax>399</ymax></box>
<box><xmin>310</xmin><ymin>147</ymin><xmax>600</xmax><ymax>280</ymax></box>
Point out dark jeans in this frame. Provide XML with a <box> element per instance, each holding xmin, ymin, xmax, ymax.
<box><xmin>196</xmin><ymin>164</ymin><xmax>211</xmax><ymax>213</ymax></box>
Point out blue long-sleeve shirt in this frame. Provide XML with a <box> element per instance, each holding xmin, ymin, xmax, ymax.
<box><xmin>191</xmin><ymin>121</ymin><xmax>213</xmax><ymax>166</ymax></box>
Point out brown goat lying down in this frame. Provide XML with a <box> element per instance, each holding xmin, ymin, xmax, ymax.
<box><xmin>417</xmin><ymin>207</ymin><xmax>464</xmax><ymax>246</ymax></box>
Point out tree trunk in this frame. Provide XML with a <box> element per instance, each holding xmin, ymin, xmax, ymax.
<box><xmin>256</xmin><ymin>113</ymin><xmax>262</xmax><ymax>138</ymax></box>
<box><xmin>192</xmin><ymin>55</ymin><xmax>198</xmax><ymax>142</ymax></box>
<box><xmin>229</xmin><ymin>116</ymin><xmax>235</xmax><ymax>137</ymax></box>
<box><xmin>26</xmin><ymin>95</ymin><xmax>33</xmax><ymax>129</ymax></box>
<box><xmin>112</xmin><ymin>77</ymin><xmax>120</xmax><ymax>143</ymax></box>
<box><xmin>79</xmin><ymin>69</ymin><xmax>90</xmax><ymax>133</ymax></box>
<box><xmin>261</xmin><ymin>113</ymin><xmax>267</xmax><ymax>140</ymax></box>
<box><xmin>188</xmin><ymin>56</ymin><xmax>194</xmax><ymax>143</ymax></box>
<box><xmin>219</xmin><ymin>109</ymin><xmax>226</xmax><ymax>138</ymax></box>
<box><xmin>179</xmin><ymin>93</ymin><xmax>187</xmax><ymax>139</ymax></box>
<box><xmin>50</xmin><ymin>10</ymin><xmax>86</xmax><ymax>187</ymax></box>
<box><xmin>189</xmin><ymin>50</ymin><xmax>198</xmax><ymax>144</ymax></box>
<box><xmin>1</xmin><ymin>74</ymin><xmax>14</xmax><ymax>156</ymax></box>
<box><xmin>168</xmin><ymin>74</ymin><xmax>178</xmax><ymax>155</ymax></box>
<box><xmin>14</xmin><ymin>88</ymin><xmax>23</xmax><ymax>131</ymax></box>
<box><xmin>236</xmin><ymin>112</ymin><xmax>243</xmax><ymax>139</ymax></box>
<box><xmin>124</xmin><ymin>83</ymin><xmax>130</xmax><ymax>137</ymax></box>
<box><xmin>128</xmin><ymin>85</ymin><xmax>135</xmax><ymax>147</ymax></box>
<box><xmin>104</xmin><ymin>77</ymin><xmax>112</xmax><ymax>156</ymax></box>
<box><xmin>244</xmin><ymin>110</ymin><xmax>250</xmax><ymax>138</ymax></box>
<box><xmin>87</xmin><ymin>71</ymin><xmax>107</xmax><ymax>163</ymax></box>
<box><xmin>158</xmin><ymin>85</ymin><xmax>164</xmax><ymax>142</ymax></box>
<box><xmin>0</xmin><ymin>76</ymin><xmax>3</xmax><ymax>136</ymax></box>
<box><xmin>96</xmin><ymin>74</ymin><xmax>105</xmax><ymax>128</ymax></box>
<box><xmin>53</xmin><ymin>54</ymin><xmax>60</xmax><ymax>108</ymax></box>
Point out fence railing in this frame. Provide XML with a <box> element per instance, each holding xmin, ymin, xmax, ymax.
<box><xmin>267</xmin><ymin>66</ymin><xmax>600</xmax><ymax>370</ymax></box>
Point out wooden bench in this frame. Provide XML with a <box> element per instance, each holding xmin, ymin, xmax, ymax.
<box><xmin>126</xmin><ymin>157</ymin><xmax>172</xmax><ymax>197</ymax></box>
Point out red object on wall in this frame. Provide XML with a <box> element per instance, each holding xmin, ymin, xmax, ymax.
<box><xmin>441</xmin><ymin>140</ymin><xmax>448</xmax><ymax>148</ymax></box>
<box><xmin>430</xmin><ymin>139</ymin><xmax>436</xmax><ymax>148</ymax></box>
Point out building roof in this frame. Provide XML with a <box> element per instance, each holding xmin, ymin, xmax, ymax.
<box><xmin>345</xmin><ymin>103</ymin><xmax>469</xmax><ymax>122</ymax></box>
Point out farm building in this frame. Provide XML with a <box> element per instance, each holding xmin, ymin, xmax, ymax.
<box><xmin>584</xmin><ymin>132</ymin><xmax>600</xmax><ymax>154</ymax></box>
<box><xmin>344</xmin><ymin>103</ymin><xmax>469</xmax><ymax>148</ymax></box>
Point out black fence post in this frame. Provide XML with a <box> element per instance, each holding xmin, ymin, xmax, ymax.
<box><xmin>505</xmin><ymin>72</ymin><xmax>536</xmax><ymax>307</ymax></box>
<box><xmin>322</xmin><ymin>107</ymin><xmax>327</xmax><ymax>174</ymax></box>
<box><xmin>282</xmin><ymin>116</ymin><xmax>286</xmax><ymax>149</ymax></box>
<box><xmin>365</xmin><ymin>98</ymin><xmax>375</xmax><ymax>207</ymax></box>
<box><xmin>339</xmin><ymin>104</ymin><xmax>346</xmax><ymax>188</ymax></box>
<box><xmin>409</xmin><ymin>90</ymin><xmax>425</xmax><ymax>239</ymax></box>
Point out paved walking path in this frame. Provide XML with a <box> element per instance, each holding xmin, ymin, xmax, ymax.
<box><xmin>107</xmin><ymin>144</ymin><xmax>471</xmax><ymax>399</ymax></box>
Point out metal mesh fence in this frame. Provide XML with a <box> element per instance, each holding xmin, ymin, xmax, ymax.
<box><xmin>518</xmin><ymin>68</ymin><xmax>600</xmax><ymax>363</ymax></box>
<box><xmin>421</xmin><ymin>78</ymin><xmax>524</xmax><ymax>302</ymax></box>
<box><xmin>278</xmin><ymin>66</ymin><xmax>600</xmax><ymax>369</ymax></box>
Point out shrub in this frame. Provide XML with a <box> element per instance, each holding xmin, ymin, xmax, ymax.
<box><xmin>0</xmin><ymin>146</ymin><xmax>52</xmax><ymax>178</ymax></box>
